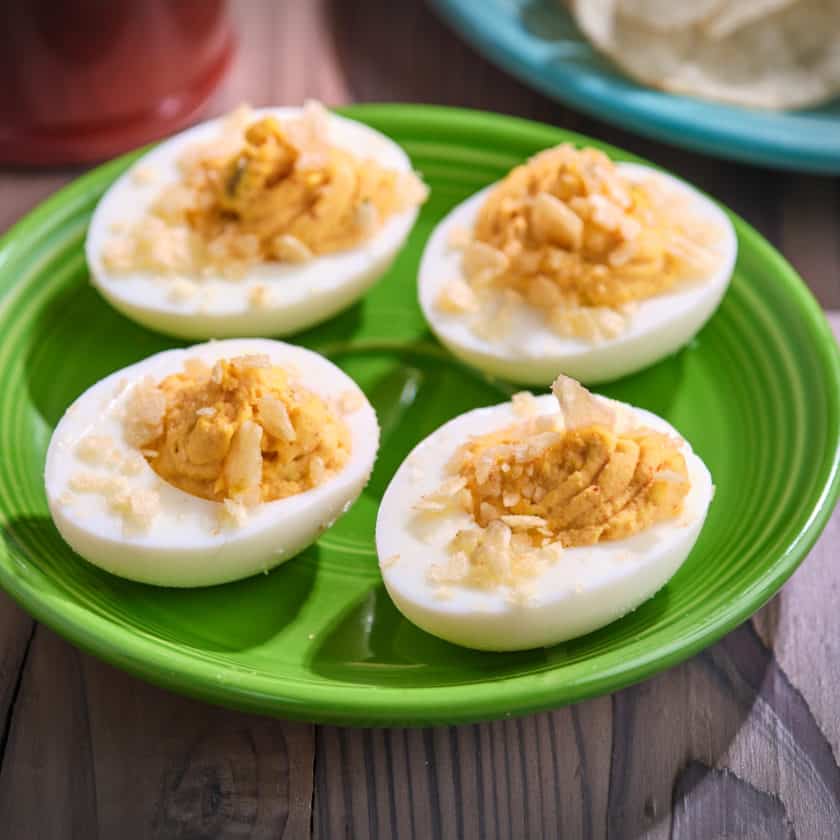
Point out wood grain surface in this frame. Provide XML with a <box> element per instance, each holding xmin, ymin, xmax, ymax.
<box><xmin>0</xmin><ymin>2</ymin><xmax>838</xmax><ymax>837</ymax></box>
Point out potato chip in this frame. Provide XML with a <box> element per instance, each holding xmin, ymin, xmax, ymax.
<box><xmin>615</xmin><ymin>0</ymin><xmax>723</xmax><ymax>32</ymax></box>
<box><xmin>704</xmin><ymin>0</ymin><xmax>800</xmax><ymax>38</ymax></box>
<box><xmin>571</xmin><ymin>0</ymin><xmax>840</xmax><ymax>109</ymax></box>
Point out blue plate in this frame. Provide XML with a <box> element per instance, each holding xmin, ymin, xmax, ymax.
<box><xmin>431</xmin><ymin>0</ymin><xmax>840</xmax><ymax>173</ymax></box>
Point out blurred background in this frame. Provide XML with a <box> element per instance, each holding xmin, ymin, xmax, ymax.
<box><xmin>0</xmin><ymin>0</ymin><xmax>836</xmax><ymax>310</ymax></box>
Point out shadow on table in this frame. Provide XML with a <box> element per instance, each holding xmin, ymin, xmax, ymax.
<box><xmin>607</xmin><ymin>598</ymin><xmax>840</xmax><ymax>837</ymax></box>
<box><xmin>306</xmin><ymin>570</ymin><xmax>840</xmax><ymax>837</ymax></box>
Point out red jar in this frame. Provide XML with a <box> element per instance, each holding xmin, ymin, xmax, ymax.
<box><xmin>0</xmin><ymin>0</ymin><xmax>235</xmax><ymax>165</ymax></box>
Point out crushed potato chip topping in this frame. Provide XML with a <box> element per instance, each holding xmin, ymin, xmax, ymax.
<box><xmin>438</xmin><ymin>144</ymin><xmax>721</xmax><ymax>342</ymax></box>
<box><xmin>122</xmin><ymin>378</ymin><xmax>166</xmax><ymax>447</ymax></box>
<box><xmin>103</xmin><ymin>102</ymin><xmax>428</xmax><ymax>279</ymax></box>
<box><xmin>423</xmin><ymin>377</ymin><xmax>690</xmax><ymax>592</ymax></box>
<box><xmin>69</xmin><ymin>472</ymin><xmax>160</xmax><ymax>531</ymax></box>
<box><xmin>127</xmin><ymin>355</ymin><xmax>350</xmax><ymax>506</ymax></box>
<box><xmin>338</xmin><ymin>389</ymin><xmax>365</xmax><ymax>415</ymax></box>
<box><xmin>428</xmin><ymin>520</ymin><xmax>563</xmax><ymax>595</ymax></box>
<box><xmin>457</xmin><ymin>423</ymin><xmax>689</xmax><ymax>549</ymax></box>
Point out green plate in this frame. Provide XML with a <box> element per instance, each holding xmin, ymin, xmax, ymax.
<box><xmin>0</xmin><ymin>106</ymin><xmax>838</xmax><ymax>726</ymax></box>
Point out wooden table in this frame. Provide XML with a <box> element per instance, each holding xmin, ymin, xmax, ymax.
<box><xmin>1</xmin><ymin>3</ymin><xmax>838</xmax><ymax>837</ymax></box>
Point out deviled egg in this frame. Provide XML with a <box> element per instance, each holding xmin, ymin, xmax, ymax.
<box><xmin>376</xmin><ymin>377</ymin><xmax>712</xmax><ymax>651</ymax></box>
<box><xmin>45</xmin><ymin>339</ymin><xmax>378</xmax><ymax>587</ymax></box>
<box><xmin>419</xmin><ymin>145</ymin><xmax>737</xmax><ymax>384</ymax></box>
<box><xmin>87</xmin><ymin>102</ymin><xmax>427</xmax><ymax>339</ymax></box>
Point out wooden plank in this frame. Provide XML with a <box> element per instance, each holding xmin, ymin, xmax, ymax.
<box><xmin>0</xmin><ymin>172</ymin><xmax>77</xmax><ymax>235</ymax></box>
<box><xmin>0</xmin><ymin>593</ymin><xmax>34</xmax><ymax>768</ymax></box>
<box><xmin>208</xmin><ymin>0</ymin><xmax>350</xmax><ymax>113</ymax></box>
<box><xmin>0</xmin><ymin>627</ymin><xmax>99</xmax><ymax>839</ymax></box>
<box><xmin>0</xmin><ymin>625</ymin><xmax>314</xmax><ymax>839</ymax></box>
<box><xmin>311</xmin><ymin>594</ymin><xmax>840</xmax><ymax>839</ymax></box>
<box><xmin>780</xmin><ymin>177</ymin><xmax>840</xmax><ymax>308</ymax></box>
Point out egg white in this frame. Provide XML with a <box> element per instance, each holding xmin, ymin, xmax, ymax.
<box><xmin>376</xmin><ymin>393</ymin><xmax>713</xmax><ymax>651</ymax></box>
<box><xmin>86</xmin><ymin>108</ymin><xmax>420</xmax><ymax>339</ymax></box>
<box><xmin>418</xmin><ymin>163</ymin><xmax>737</xmax><ymax>385</ymax></box>
<box><xmin>45</xmin><ymin>338</ymin><xmax>379</xmax><ymax>587</ymax></box>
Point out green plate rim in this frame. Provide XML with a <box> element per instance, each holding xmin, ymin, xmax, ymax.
<box><xmin>1</xmin><ymin>104</ymin><xmax>838</xmax><ymax>726</ymax></box>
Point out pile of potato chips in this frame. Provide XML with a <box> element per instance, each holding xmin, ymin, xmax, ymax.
<box><xmin>569</xmin><ymin>0</ymin><xmax>840</xmax><ymax>109</ymax></box>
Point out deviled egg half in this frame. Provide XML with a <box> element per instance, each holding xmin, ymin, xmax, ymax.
<box><xmin>87</xmin><ymin>102</ymin><xmax>427</xmax><ymax>339</ymax></box>
<box><xmin>376</xmin><ymin>377</ymin><xmax>712</xmax><ymax>651</ymax></box>
<box><xmin>45</xmin><ymin>339</ymin><xmax>379</xmax><ymax>587</ymax></box>
<box><xmin>419</xmin><ymin>145</ymin><xmax>737</xmax><ymax>384</ymax></box>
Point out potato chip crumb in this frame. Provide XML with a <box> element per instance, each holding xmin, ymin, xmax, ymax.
<box><xmin>511</xmin><ymin>391</ymin><xmax>538</xmax><ymax>418</ymax></box>
<box><xmin>447</xmin><ymin>225</ymin><xmax>471</xmax><ymax>251</ymax></box>
<box><xmin>308</xmin><ymin>455</ymin><xmax>326</xmax><ymax>484</ymax></box>
<box><xmin>437</xmin><ymin>278</ymin><xmax>478</xmax><ymax>314</ymax></box>
<box><xmin>131</xmin><ymin>166</ymin><xmax>157</xmax><ymax>186</ymax></box>
<box><xmin>501</xmin><ymin>514</ymin><xmax>548</xmax><ymax>529</ymax></box>
<box><xmin>123</xmin><ymin>377</ymin><xmax>166</xmax><ymax>447</ymax></box>
<box><xmin>462</xmin><ymin>241</ymin><xmax>508</xmax><ymax>285</ymax></box>
<box><xmin>338</xmin><ymin>390</ymin><xmax>365</xmax><ymax>414</ymax></box>
<box><xmin>552</xmin><ymin>375</ymin><xmax>616</xmax><ymax>430</ymax></box>
<box><xmin>75</xmin><ymin>435</ymin><xmax>115</xmax><ymax>465</ymax></box>
<box><xmin>69</xmin><ymin>470</ymin><xmax>159</xmax><ymax>530</ymax></box>
<box><xmin>120</xmin><ymin>452</ymin><xmax>146</xmax><ymax>476</ymax></box>
<box><xmin>230</xmin><ymin>353</ymin><xmax>270</xmax><ymax>370</ymax></box>
<box><xmin>354</xmin><ymin>200</ymin><xmax>378</xmax><ymax>233</ymax></box>
<box><xmin>111</xmin><ymin>487</ymin><xmax>160</xmax><ymax>531</ymax></box>
<box><xmin>70</xmin><ymin>472</ymin><xmax>125</xmax><ymax>494</ymax></box>
<box><xmin>531</xmin><ymin>191</ymin><xmax>583</xmax><ymax>250</ymax></box>
<box><xmin>258</xmin><ymin>393</ymin><xmax>296</xmax><ymax>441</ymax></box>
<box><xmin>220</xmin><ymin>497</ymin><xmax>249</xmax><ymax>528</ymax></box>
<box><xmin>506</xmin><ymin>586</ymin><xmax>536</xmax><ymax>606</ymax></box>
<box><xmin>272</xmin><ymin>234</ymin><xmax>313</xmax><ymax>264</ymax></box>
<box><xmin>102</xmin><ymin>237</ymin><xmax>134</xmax><ymax>271</ymax></box>
<box><xmin>248</xmin><ymin>283</ymin><xmax>270</xmax><ymax>309</ymax></box>
<box><xmin>381</xmin><ymin>553</ymin><xmax>400</xmax><ymax>569</ymax></box>
<box><xmin>414</xmin><ymin>475</ymin><xmax>467</xmax><ymax>512</ymax></box>
<box><xmin>225</xmin><ymin>419</ymin><xmax>263</xmax><ymax>507</ymax></box>
<box><xmin>168</xmin><ymin>278</ymin><xmax>198</xmax><ymax>303</ymax></box>
<box><xmin>183</xmin><ymin>358</ymin><xmax>211</xmax><ymax>381</ymax></box>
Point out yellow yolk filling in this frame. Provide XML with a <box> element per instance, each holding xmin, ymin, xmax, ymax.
<box><xmin>473</xmin><ymin>145</ymin><xmax>713</xmax><ymax>309</ymax></box>
<box><xmin>436</xmin><ymin>145</ymin><xmax>720</xmax><ymax>343</ymax></box>
<box><xmin>103</xmin><ymin>104</ymin><xmax>427</xmax><ymax>278</ymax></box>
<box><xmin>456</xmin><ymin>422</ymin><xmax>689</xmax><ymax>548</ymax></box>
<box><xmin>192</xmin><ymin>116</ymin><xmax>418</xmax><ymax>259</ymax></box>
<box><xmin>138</xmin><ymin>356</ymin><xmax>350</xmax><ymax>504</ymax></box>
